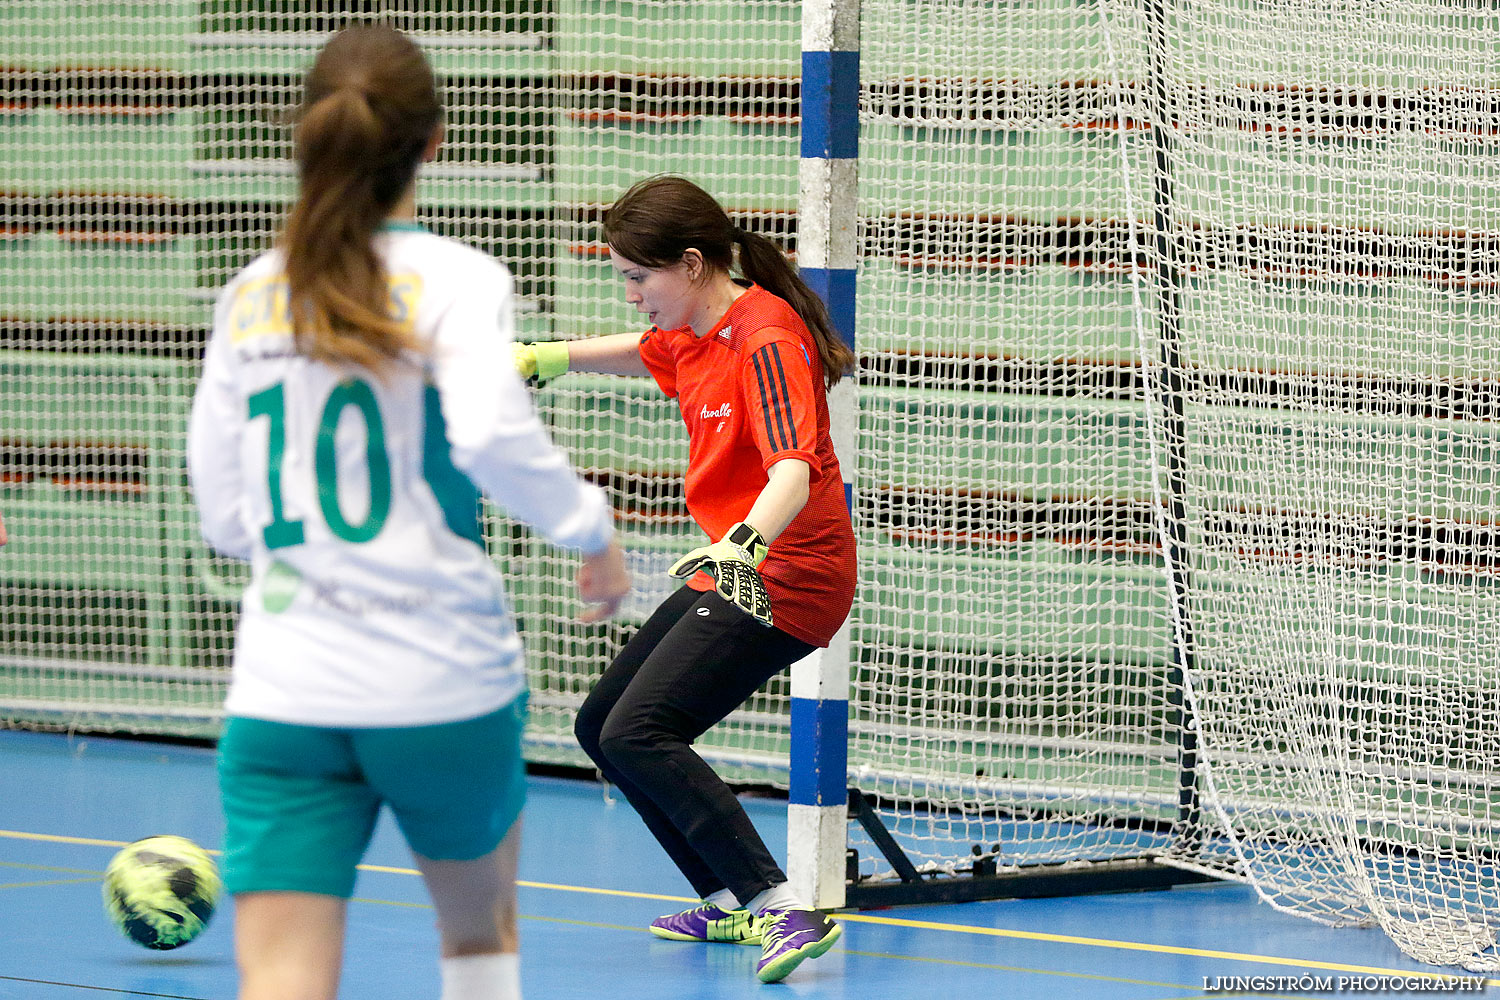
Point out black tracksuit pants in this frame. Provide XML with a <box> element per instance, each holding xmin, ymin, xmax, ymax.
<box><xmin>573</xmin><ymin>585</ymin><xmax>817</xmax><ymax>903</ymax></box>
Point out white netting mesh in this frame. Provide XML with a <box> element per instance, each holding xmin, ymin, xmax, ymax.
<box><xmin>850</xmin><ymin>0</ymin><xmax>1178</xmax><ymax>888</ymax></box>
<box><xmin>0</xmin><ymin>2</ymin><xmax>802</xmax><ymax>777</ymax></box>
<box><xmin>852</xmin><ymin>0</ymin><xmax>1500</xmax><ymax>971</ymax></box>
<box><xmin>3</xmin><ymin>0</ymin><xmax>1500</xmax><ymax>971</ymax></box>
<box><xmin>1108</xmin><ymin>0</ymin><xmax>1500</xmax><ymax>970</ymax></box>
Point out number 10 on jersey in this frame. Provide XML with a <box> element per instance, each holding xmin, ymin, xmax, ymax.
<box><xmin>248</xmin><ymin>378</ymin><xmax>393</xmax><ymax>549</ymax></box>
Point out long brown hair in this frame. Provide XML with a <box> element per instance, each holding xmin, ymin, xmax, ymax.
<box><xmin>280</xmin><ymin>23</ymin><xmax>441</xmax><ymax>372</ymax></box>
<box><xmin>601</xmin><ymin>175</ymin><xmax>855</xmax><ymax>388</ymax></box>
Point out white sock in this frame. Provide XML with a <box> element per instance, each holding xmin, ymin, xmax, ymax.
<box><xmin>440</xmin><ymin>952</ymin><xmax>520</xmax><ymax>1000</ymax></box>
<box><xmin>705</xmin><ymin>888</ymin><xmax>742</xmax><ymax>911</ymax></box>
<box><xmin>746</xmin><ymin>882</ymin><xmax>807</xmax><ymax>915</ymax></box>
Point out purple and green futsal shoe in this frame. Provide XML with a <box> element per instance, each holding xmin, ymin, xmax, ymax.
<box><xmin>755</xmin><ymin>908</ymin><xmax>843</xmax><ymax>982</ymax></box>
<box><xmin>649</xmin><ymin>902</ymin><xmax>761</xmax><ymax>945</ymax></box>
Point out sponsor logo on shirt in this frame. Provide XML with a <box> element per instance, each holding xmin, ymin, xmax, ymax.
<box><xmin>262</xmin><ymin>560</ymin><xmax>302</xmax><ymax>614</ymax></box>
<box><xmin>700</xmin><ymin>402</ymin><xmax>733</xmax><ymax>420</ymax></box>
<box><xmin>307</xmin><ymin>576</ymin><xmax>434</xmax><ymax>617</ymax></box>
<box><xmin>717</xmin><ymin>324</ymin><xmax>733</xmax><ymax>342</ymax></box>
<box><xmin>230</xmin><ymin>272</ymin><xmax>422</xmax><ymax>343</ymax></box>
<box><xmin>261</xmin><ymin>562</ymin><xmax>434</xmax><ymax>618</ymax></box>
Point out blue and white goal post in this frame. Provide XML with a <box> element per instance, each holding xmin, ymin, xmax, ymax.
<box><xmin>787</xmin><ymin>0</ymin><xmax>859</xmax><ymax>911</ymax></box>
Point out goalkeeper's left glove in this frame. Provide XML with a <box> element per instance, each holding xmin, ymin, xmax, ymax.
<box><xmin>667</xmin><ymin>521</ymin><xmax>773</xmax><ymax>628</ymax></box>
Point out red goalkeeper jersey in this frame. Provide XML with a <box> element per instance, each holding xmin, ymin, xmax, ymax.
<box><xmin>637</xmin><ymin>284</ymin><xmax>856</xmax><ymax>647</ymax></box>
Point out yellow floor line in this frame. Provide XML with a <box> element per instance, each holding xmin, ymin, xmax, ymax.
<box><xmin>516</xmin><ymin>879</ymin><xmax>694</xmax><ymax>903</ymax></box>
<box><xmin>3</xmin><ymin>826</ymin><xmax>1492</xmax><ymax>985</ymax></box>
<box><xmin>0</xmin><ymin>861</ymin><xmax>105</xmax><ymax>876</ymax></box>
<box><xmin>363</xmin><ymin>863</ymin><xmax>692</xmax><ymax>902</ymax></box>
<box><xmin>0</xmin><ymin>877</ymin><xmax>102</xmax><ymax>891</ymax></box>
<box><xmin>346</xmin><ymin>890</ymin><xmax>1394</xmax><ymax>995</ymax></box>
<box><xmin>0</xmin><ymin>830</ymin><xmax>133</xmax><ymax>849</ymax></box>
<box><xmin>837</xmin><ymin>948</ymin><xmax>1204</xmax><ymax>991</ymax></box>
<box><xmin>832</xmin><ymin>912</ymin><xmax>1497</xmax><ymax>984</ymax></box>
<box><xmin>353</xmin><ymin>894</ymin><xmax>1238</xmax><ymax>992</ymax></box>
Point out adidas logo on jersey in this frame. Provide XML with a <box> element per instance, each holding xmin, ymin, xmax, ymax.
<box><xmin>717</xmin><ymin>324</ymin><xmax>733</xmax><ymax>342</ymax></box>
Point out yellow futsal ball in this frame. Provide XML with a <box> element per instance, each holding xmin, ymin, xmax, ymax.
<box><xmin>102</xmin><ymin>835</ymin><xmax>222</xmax><ymax>950</ymax></box>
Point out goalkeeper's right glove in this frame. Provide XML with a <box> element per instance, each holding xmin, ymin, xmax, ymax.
<box><xmin>667</xmin><ymin>521</ymin><xmax>773</xmax><ymax>628</ymax></box>
<box><xmin>512</xmin><ymin>341</ymin><xmax>571</xmax><ymax>383</ymax></box>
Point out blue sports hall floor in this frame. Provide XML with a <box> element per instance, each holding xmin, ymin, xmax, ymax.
<box><xmin>0</xmin><ymin>728</ymin><xmax>1478</xmax><ymax>999</ymax></box>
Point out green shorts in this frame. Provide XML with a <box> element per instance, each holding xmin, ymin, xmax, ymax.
<box><xmin>217</xmin><ymin>694</ymin><xmax>528</xmax><ymax>898</ymax></box>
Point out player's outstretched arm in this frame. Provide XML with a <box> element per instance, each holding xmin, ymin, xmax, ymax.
<box><xmin>512</xmin><ymin>333</ymin><xmax>650</xmax><ymax>382</ymax></box>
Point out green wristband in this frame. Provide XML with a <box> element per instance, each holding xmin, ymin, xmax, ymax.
<box><xmin>533</xmin><ymin>341</ymin><xmax>571</xmax><ymax>381</ymax></box>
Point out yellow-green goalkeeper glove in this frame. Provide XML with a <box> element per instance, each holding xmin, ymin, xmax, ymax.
<box><xmin>512</xmin><ymin>341</ymin><xmax>571</xmax><ymax>383</ymax></box>
<box><xmin>667</xmin><ymin>521</ymin><xmax>773</xmax><ymax>628</ymax></box>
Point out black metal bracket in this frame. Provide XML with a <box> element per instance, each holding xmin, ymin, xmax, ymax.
<box><xmin>842</xmin><ymin>788</ymin><xmax>1217</xmax><ymax>909</ymax></box>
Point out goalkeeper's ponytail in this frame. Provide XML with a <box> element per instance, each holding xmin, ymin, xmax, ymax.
<box><xmin>603</xmin><ymin>175</ymin><xmax>854</xmax><ymax>389</ymax></box>
<box><xmin>732</xmin><ymin>227</ymin><xmax>854</xmax><ymax>389</ymax></box>
<box><xmin>280</xmin><ymin>24</ymin><xmax>441</xmax><ymax>376</ymax></box>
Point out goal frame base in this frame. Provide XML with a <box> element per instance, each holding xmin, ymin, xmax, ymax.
<box><xmin>842</xmin><ymin>788</ymin><xmax>1217</xmax><ymax>909</ymax></box>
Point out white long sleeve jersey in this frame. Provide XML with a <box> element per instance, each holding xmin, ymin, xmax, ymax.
<box><xmin>188</xmin><ymin>226</ymin><xmax>613</xmax><ymax>727</ymax></box>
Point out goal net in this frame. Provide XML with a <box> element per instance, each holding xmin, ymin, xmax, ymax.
<box><xmin>0</xmin><ymin>2</ymin><xmax>803</xmax><ymax>773</ymax></box>
<box><xmin>1118</xmin><ymin>0</ymin><xmax>1500</xmax><ymax>970</ymax></box>
<box><xmin>855</xmin><ymin>0</ymin><xmax>1500</xmax><ymax>971</ymax></box>
<box><xmin>2</xmin><ymin>0</ymin><xmax>1499</xmax><ymax>971</ymax></box>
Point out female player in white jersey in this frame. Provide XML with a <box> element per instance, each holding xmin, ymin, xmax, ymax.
<box><xmin>187</xmin><ymin>24</ymin><xmax>629</xmax><ymax>1000</ymax></box>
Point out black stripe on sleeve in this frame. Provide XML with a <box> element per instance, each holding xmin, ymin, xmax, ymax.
<box><xmin>751</xmin><ymin>348</ymin><xmax>789</xmax><ymax>451</ymax></box>
<box><xmin>752</xmin><ymin>346</ymin><xmax>798</xmax><ymax>452</ymax></box>
<box><xmin>767</xmin><ymin>345</ymin><xmax>800</xmax><ymax>450</ymax></box>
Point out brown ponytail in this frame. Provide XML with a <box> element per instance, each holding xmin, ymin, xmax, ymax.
<box><xmin>602</xmin><ymin>175</ymin><xmax>856</xmax><ymax>389</ymax></box>
<box><xmin>733</xmin><ymin>227</ymin><xmax>855</xmax><ymax>388</ymax></box>
<box><xmin>280</xmin><ymin>24</ymin><xmax>441</xmax><ymax>374</ymax></box>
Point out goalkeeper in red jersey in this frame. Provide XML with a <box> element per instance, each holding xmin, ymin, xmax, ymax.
<box><xmin>514</xmin><ymin>175</ymin><xmax>856</xmax><ymax>984</ymax></box>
